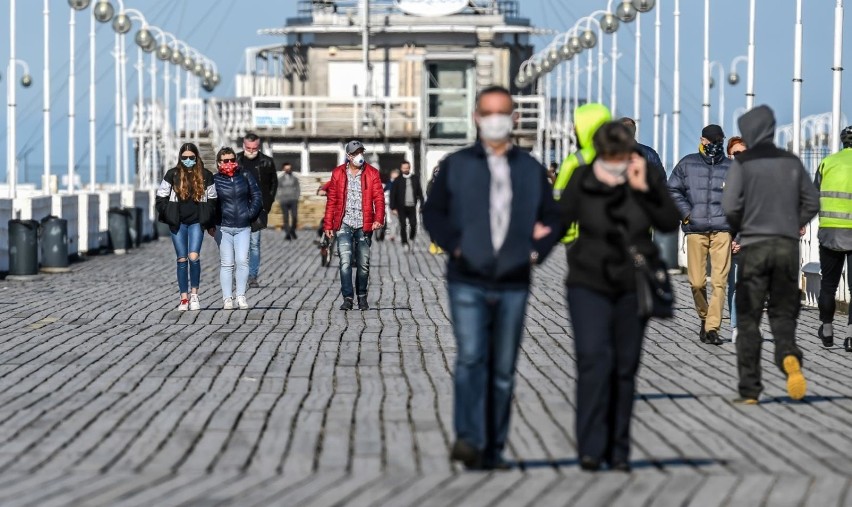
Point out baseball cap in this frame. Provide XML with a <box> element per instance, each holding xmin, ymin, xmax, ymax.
<box><xmin>345</xmin><ymin>140</ymin><xmax>365</xmax><ymax>155</ymax></box>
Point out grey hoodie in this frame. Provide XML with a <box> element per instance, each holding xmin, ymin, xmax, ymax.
<box><xmin>722</xmin><ymin>105</ymin><xmax>819</xmax><ymax>246</ymax></box>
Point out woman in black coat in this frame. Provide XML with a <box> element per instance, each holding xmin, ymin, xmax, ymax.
<box><xmin>559</xmin><ymin>122</ymin><xmax>681</xmax><ymax>472</ymax></box>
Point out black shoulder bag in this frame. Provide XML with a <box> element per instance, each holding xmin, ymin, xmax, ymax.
<box><xmin>620</xmin><ymin>227</ymin><xmax>674</xmax><ymax>319</ymax></box>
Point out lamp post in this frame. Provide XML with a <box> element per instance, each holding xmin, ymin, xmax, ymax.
<box><xmin>653</xmin><ymin>0</ymin><xmax>661</xmax><ymax>151</ymax></box>
<box><xmin>68</xmin><ymin>1</ymin><xmax>93</xmax><ymax>194</ymax></box>
<box><xmin>91</xmin><ymin>1</ymin><xmax>115</xmax><ymax>191</ymax></box>
<box><xmin>830</xmin><ymin>0</ymin><xmax>844</xmax><ymax>152</ymax></box>
<box><xmin>6</xmin><ymin>59</ymin><xmax>33</xmax><ymax>199</ymax></box>
<box><xmin>746</xmin><ymin>0</ymin><xmax>756</xmax><ymax>110</ymax></box>
<box><xmin>792</xmin><ymin>0</ymin><xmax>803</xmax><ymax>155</ymax></box>
<box><xmin>673</xmin><ymin>0</ymin><xmax>681</xmax><ymax>162</ymax></box>
<box><xmin>702</xmin><ymin>0</ymin><xmax>710</xmax><ymax>127</ymax></box>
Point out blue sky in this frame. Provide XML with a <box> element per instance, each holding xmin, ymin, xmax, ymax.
<box><xmin>0</xmin><ymin>0</ymin><xmax>850</xmax><ymax>184</ymax></box>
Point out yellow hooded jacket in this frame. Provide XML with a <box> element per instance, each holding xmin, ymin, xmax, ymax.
<box><xmin>552</xmin><ymin>103</ymin><xmax>612</xmax><ymax>243</ymax></box>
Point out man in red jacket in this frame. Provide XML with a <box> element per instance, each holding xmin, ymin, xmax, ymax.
<box><xmin>323</xmin><ymin>140</ymin><xmax>385</xmax><ymax>310</ymax></box>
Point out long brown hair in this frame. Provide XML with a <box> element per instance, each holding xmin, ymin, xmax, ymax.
<box><xmin>174</xmin><ymin>143</ymin><xmax>206</xmax><ymax>201</ymax></box>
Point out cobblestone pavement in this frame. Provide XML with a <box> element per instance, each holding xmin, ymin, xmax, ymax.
<box><xmin>1</xmin><ymin>230</ymin><xmax>852</xmax><ymax>506</ymax></box>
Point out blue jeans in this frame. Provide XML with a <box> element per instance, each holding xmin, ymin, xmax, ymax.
<box><xmin>447</xmin><ymin>282</ymin><xmax>529</xmax><ymax>461</ymax></box>
<box><xmin>727</xmin><ymin>254</ymin><xmax>739</xmax><ymax>329</ymax></box>
<box><xmin>249</xmin><ymin>230</ymin><xmax>261</xmax><ymax>278</ymax></box>
<box><xmin>337</xmin><ymin>224</ymin><xmax>372</xmax><ymax>299</ymax></box>
<box><xmin>170</xmin><ymin>223</ymin><xmax>203</xmax><ymax>294</ymax></box>
<box><xmin>216</xmin><ymin>226</ymin><xmax>250</xmax><ymax>299</ymax></box>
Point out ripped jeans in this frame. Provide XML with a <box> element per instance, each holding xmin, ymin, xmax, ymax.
<box><xmin>337</xmin><ymin>223</ymin><xmax>372</xmax><ymax>299</ymax></box>
<box><xmin>171</xmin><ymin>223</ymin><xmax>204</xmax><ymax>294</ymax></box>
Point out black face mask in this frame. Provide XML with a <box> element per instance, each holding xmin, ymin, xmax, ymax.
<box><xmin>701</xmin><ymin>141</ymin><xmax>725</xmax><ymax>159</ymax></box>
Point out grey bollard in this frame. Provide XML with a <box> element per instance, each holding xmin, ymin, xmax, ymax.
<box><xmin>40</xmin><ymin>216</ymin><xmax>70</xmax><ymax>273</ymax></box>
<box><xmin>124</xmin><ymin>207</ymin><xmax>143</xmax><ymax>248</ymax></box>
<box><xmin>8</xmin><ymin>219</ymin><xmax>41</xmax><ymax>280</ymax></box>
<box><xmin>653</xmin><ymin>230</ymin><xmax>680</xmax><ymax>271</ymax></box>
<box><xmin>156</xmin><ymin>221</ymin><xmax>171</xmax><ymax>239</ymax></box>
<box><xmin>107</xmin><ymin>207</ymin><xmax>130</xmax><ymax>254</ymax></box>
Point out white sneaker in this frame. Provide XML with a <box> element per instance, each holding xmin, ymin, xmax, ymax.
<box><xmin>177</xmin><ymin>297</ymin><xmax>189</xmax><ymax>312</ymax></box>
<box><xmin>237</xmin><ymin>295</ymin><xmax>249</xmax><ymax>310</ymax></box>
<box><xmin>731</xmin><ymin>328</ymin><xmax>738</xmax><ymax>344</ymax></box>
<box><xmin>189</xmin><ymin>294</ymin><xmax>201</xmax><ymax>311</ymax></box>
<box><xmin>223</xmin><ymin>297</ymin><xmax>234</xmax><ymax>310</ymax></box>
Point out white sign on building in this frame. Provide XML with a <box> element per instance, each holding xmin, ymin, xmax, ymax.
<box><xmin>252</xmin><ymin>104</ymin><xmax>294</xmax><ymax>128</ymax></box>
<box><xmin>395</xmin><ymin>0</ymin><xmax>468</xmax><ymax>17</ymax></box>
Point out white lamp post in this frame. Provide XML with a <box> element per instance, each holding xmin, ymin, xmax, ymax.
<box><xmin>68</xmin><ymin>1</ymin><xmax>93</xmax><ymax>194</ymax></box>
<box><xmin>746</xmin><ymin>0</ymin><xmax>756</xmax><ymax>110</ymax></box>
<box><xmin>792</xmin><ymin>0</ymin><xmax>803</xmax><ymax>155</ymax></box>
<box><xmin>830</xmin><ymin>0</ymin><xmax>844</xmax><ymax>152</ymax></box>
<box><xmin>702</xmin><ymin>0</ymin><xmax>710</xmax><ymax>127</ymax></box>
<box><xmin>673</xmin><ymin>0</ymin><xmax>681</xmax><ymax>162</ymax></box>
<box><xmin>6</xmin><ymin>59</ymin><xmax>33</xmax><ymax>199</ymax></box>
<box><xmin>653</xmin><ymin>0</ymin><xmax>662</xmax><ymax>151</ymax></box>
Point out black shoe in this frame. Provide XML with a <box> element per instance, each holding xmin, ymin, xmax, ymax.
<box><xmin>699</xmin><ymin>320</ymin><xmax>707</xmax><ymax>343</ymax></box>
<box><xmin>340</xmin><ymin>297</ymin><xmax>354</xmax><ymax>311</ymax></box>
<box><xmin>285</xmin><ymin>234</ymin><xmax>292</xmax><ymax>241</ymax></box>
<box><xmin>291</xmin><ymin>231</ymin><xmax>297</xmax><ymax>240</ymax></box>
<box><xmin>705</xmin><ymin>330</ymin><xmax>723</xmax><ymax>346</ymax></box>
<box><xmin>450</xmin><ymin>440</ymin><xmax>483</xmax><ymax>470</ymax></box>
<box><xmin>483</xmin><ymin>456</ymin><xmax>512</xmax><ymax>471</ymax></box>
<box><xmin>610</xmin><ymin>460</ymin><xmax>631</xmax><ymax>473</ymax></box>
<box><xmin>248</xmin><ymin>277</ymin><xmax>260</xmax><ymax>289</ymax></box>
<box><xmin>845</xmin><ymin>337</ymin><xmax>852</xmax><ymax>353</ymax></box>
<box><xmin>579</xmin><ymin>456</ymin><xmax>601</xmax><ymax>472</ymax></box>
<box><xmin>357</xmin><ymin>295</ymin><xmax>369</xmax><ymax>311</ymax></box>
<box><xmin>820</xmin><ymin>324</ymin><xmax>835</xmax><ymax>347</ymax></box>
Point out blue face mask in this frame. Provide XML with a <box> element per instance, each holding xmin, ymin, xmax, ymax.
<box><xmin>182</xmin><ymin>157</ymin><xmax>197</xmax><ymax>168</ymax></box>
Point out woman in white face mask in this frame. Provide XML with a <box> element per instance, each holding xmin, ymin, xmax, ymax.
<box><xmin>558</xmin><ymin>121</ymin><xmax>681</xmax><ymax>472</ymax></box>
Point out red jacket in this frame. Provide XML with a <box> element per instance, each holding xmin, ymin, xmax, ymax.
<box><xmin>323</xmin><ymin>162</ymin><xmax>385</xmax><ymax>232</ymax></box>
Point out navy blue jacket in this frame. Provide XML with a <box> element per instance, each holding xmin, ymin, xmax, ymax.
<box><xmin>213</xmin><ymin>169</ymin><xmax>263</xmax><ymax>229</ymax></box>
<box><xmin>422</xmin><ymin>143</ymin><xmax>563</xmax><ymax>288</ymax></box>
<box><xmin>667</xmin><ymin>151</ymin><xmax>732</xmax><ymax>233</ymax></box>
<box><xmin>637</xmin><ymin>143</ymin><xmax>665</xmax><ymax>177</ymax></box>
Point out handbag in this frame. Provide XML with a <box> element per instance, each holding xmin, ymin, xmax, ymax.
<box><xmin>628</xmin><ymin>244</ymin><xmax>674</xmax><ymax>319</ymax></box>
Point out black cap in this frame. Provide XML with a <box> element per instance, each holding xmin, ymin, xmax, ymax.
<box><xmin>701</xmin><ymin>124</ymin><xmax>725</xmax><ymax>143</ymax></box>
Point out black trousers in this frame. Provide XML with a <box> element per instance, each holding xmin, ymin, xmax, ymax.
<box><xmin>567</xmin><ymin>286</ymin><xmax>645</xmax><ymax>464</ymax></box>
<box><xmin>280</xmin><ymin>200</ymin><xmax>298</xmax><ymax>236</ymax></box>
<box><xmin>398</xmin><ymin>206</ymin><xmax>417</xmax><ymax>244</ymax></box>
<box><xmin>736</xmin><ymin>238</ymin><xmax>804</xmax><ymax>399</ymax></box>
<box><xmin>818</xmin><ymin>245</ymin><xmax>852</xmax><ymax>325</ymax></box>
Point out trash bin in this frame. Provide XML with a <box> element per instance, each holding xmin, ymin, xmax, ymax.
<box><xmin>654</xmin><ymin>230</ymin><xmax>680</xmax><ymax>271</ymax></box>
<box><xmin>8</xmin><ymin>219</ymin><xmax>40</xmax><ymax>278</ymax></box>
<box><xmin>156</xmin><ymin>221</ymin><xmax>171</xmax><ymax>239</ymax></box>
<box><xmin>107</xmin><ymin>207</ymin><xmax>130</xmax><ymax>254</ymax></box>
<box><xmin>124</xmin><ymin>207</ymin><xmax>143</xmax><ymax>248</ymax></box>
<box><xmin>40</xmin><ymin>216</ymin><xmax>70</xmax><ymax>273</ymax></box>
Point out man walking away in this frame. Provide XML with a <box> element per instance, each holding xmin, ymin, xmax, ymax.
<box><xmin>620</xmin><ymin>117</ymin><xmax>665</xmax><ymax>177</ymax></box>
<box><xmin>277</xmin><ymin>162</ymin><xmax>301</xmax><ymax>240</ymax></box>
<box><xmin>423</xmin><ymin>85</ymin><xmax>562</xmax><ymax>470</ymax></box>
<box><xmin>390</xmin><ymin>160</ymin><xmax>424</xmax><ymax>253</ymax></box>
<box><xmin>323</xmin><ymin>140</ymin><xmax>385</xmax><ymax>311</ymax></box>
<box><xmin>668</xmin><ymin>124</ymin><xmax>733</xmax><ymax>346</ymax></box>
<box><xmin>815</xmin><ymin>126</ymin><xmax>852</xmax><ymax>351</ymax></box>
<box><xmin>237</xmin><ymin>133</ymin><xmax>277</xmax><ymax>288</ymax></box>
<box><xmin>722</xmin><ymin>105</ymin><xmax>819</xmax><ymax>404</ymax></box>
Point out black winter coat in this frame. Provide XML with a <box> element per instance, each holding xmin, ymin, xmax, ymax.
<box><xmin>213</xmin><ymin>169</ymin><xmax>263</xmax><ymax>229</ymax></box>
<box><xmin>389</xmin><ymin>174</ymin><xmax>424</xmax><ymax>210</ymax></box>
<box><xmin>155</xmin><ymin>167</ymin><xmax>217</xmax><ymax>232</ymax></box>
<box><xmin>667</xmin><ymin>151</ymin><xmax>732</xmax><ymax>233</ymax></box>
<box><xmin>237</xmin><ymin>151</ymin><xmax>277</xmax><ymax>231</ymax></box>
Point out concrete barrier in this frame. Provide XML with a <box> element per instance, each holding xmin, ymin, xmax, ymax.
<box><xmin>0</xmin><ymin>199</ymin><xmax>13</xmax><ymax>272</ymax></box>
<box><xmin>99</xmin><ymin>192</ymin><xmax>122</xmax><ymax>249</ymax></box>
<box><xmin>78</xmin><ymin>194</ymin><xmax>101</xmax><ymax>254</ymax></box>
<box><xmin>52</xmin><ymin>195</ymin><xmax>79</xmax><ymax>256</ymax></box>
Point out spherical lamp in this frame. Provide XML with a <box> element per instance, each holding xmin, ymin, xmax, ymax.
<box><xmin>93</xmin><ymin>1</ymin><xmax>114</xmax><ymax>22</ymax></box>
<box><xmin>68</xmin><ymin>0</ymin><xmax>92</xmax><ymax>10</ymax></box>
<box><xmin>112</xmin><ymin>13</ymin><xmax>131</xmax><ymax>34</ymax></box>
<box><xmin>616</xmin><ymin>1</ymin><xmax>638</xmax><ymax>22</ymax></box>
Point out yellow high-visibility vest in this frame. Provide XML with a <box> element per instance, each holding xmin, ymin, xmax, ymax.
<box><xmin>819</xmin><ymin>148</ymin><xmax>852</xmax><ymax>229</ymax></box>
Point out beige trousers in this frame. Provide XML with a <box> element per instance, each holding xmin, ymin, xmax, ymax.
<box><xmin>686</xmin><ymin>232</ymin><xmax>732</xmax><ymax>332</ymax></box>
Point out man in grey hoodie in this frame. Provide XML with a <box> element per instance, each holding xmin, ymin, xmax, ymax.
<box><xmin>276</xmin><ymin>162</ymin><xmax>301</xmax><ymax>240</ymax></box>
<box><xmin>722</xmin><ymin>105</ymin><xmax>820</xmax><ymax>404</ymax></box>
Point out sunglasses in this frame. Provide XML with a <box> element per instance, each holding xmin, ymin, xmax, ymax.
<box><xmin>219</xmin><ymin>158</ymin><xmax>236</xmax><ymax>163</ymax></box>
<box><xmin>181</xmin><ymin>155</ymin><xmax>197</xmax><ymax>161</ymax></box>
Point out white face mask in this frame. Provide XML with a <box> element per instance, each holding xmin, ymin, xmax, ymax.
<box><xmin>477</xmin><ymin>114</ymin><xmax>514</xmax><ymax>142</ymax></box>
<box><xmin>595</xmin><ymin>160</ymin><xmax>629</xmax><ymax>183</ymax></box>
<box><xmin>351</xmin><ymin>154</ymin><xmax>365</xmax><ymax>167</ymax></box>
<box><xmin>243</xmin><ymin>149</ymin><xmax>259</xmax><ymax>160</ymax></box>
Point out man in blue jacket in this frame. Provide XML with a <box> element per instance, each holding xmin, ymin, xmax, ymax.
<box><xmin>668</xmin><ymin>124</ymin><xmax>733</xmax><ymax>346</ymax></box>
<box><xmin>423</xmin><ymin>86</ymin><xmax>562</xmax><ymax>470</ymax></box>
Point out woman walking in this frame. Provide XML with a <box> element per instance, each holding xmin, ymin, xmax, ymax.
<box><xmin>155</xmin><ymin>143</ymin><xmax>217</xmax><ymax>311</ymax></box>
<box><xmin>213</xmin><ymin>147</ymin><xmax>262</xmax><ymax>309</ymax></box>
<box><xmin>559</xmin><ymin>122</ymin><xmax>680</xmax><ymax>471</ymax></box>
<box><xmin>726</xmin><ymin>137</ymin><xmax>747</xmax><ymax>343</ymax></box>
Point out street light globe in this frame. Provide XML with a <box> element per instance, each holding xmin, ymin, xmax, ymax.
<box><xmin>183</xmin><ymin>56</ymin><xmax>195</xmax><ymax>71</ymax></box>
<box><xmin>21</xmin><ymin>74</ymin><xmax>33</xmax><ymax>88</ymax></box>
<box><xmin>112</xmin><ymin>13</ymin><xmax>131</xmax><ymax>34</ymax></box>
<box><xmin>515</xmin><ymin>75</ymin><xmax>526</xmax><ymax>88</ymax></box>
<box><xmin>211</xmin><ymin>74</ymin><xmax>221</xmax><ymax>86</ymax></box>
<box><xmin>542</xmin><ymin>58</ymin><xmax>553</xmax><ymax>71</ymax></box>
<box><xmin>548</xmin><ymin>49</ymin><xmax>560</xmax><ymax>64</ymax></box>
<box><xmin>170</xmin><ymin>49</ymin><xmax>183</xmax><ymax>66</ymax></box>
<box><xmin>68</xmin><ymin>0</ymin><xmax>92</xmax><ymax>10</ymax></box>
<box><xmin>156</xmin><ymin>44</ymin><xmax>172</xmax><ymax>61</ymax></box>
<box><xmin>631</xmin><ymin>0</ymin><xmax>655</xmax><ymax>13</ymax></box>
<box><xmin>135</xmin><ymin>28</ymin><xmax>153</xmax><ymax>49</ymax></box>
<box><xmin>728</xmin><ymin>72</ymin><xmax>740</xmax><ymax>85</ymax></box>
<box><xmin>193</xmin><ymin>62</ymin><xmax>204</xmax><ymax>76</ymax></box>
<box><xmin>204</xmin><ymin>67</ymin><xmax>214</xmax><ymax>80</ymax></box>
<box><xmin>569</xmin><ymin>36</ymin><xmax>583</xmax><ymax>53</ymax></box>
<box><xmin>600</xmin><ymin>13</ymin><xmax>619</xmax><ymax>34</ymax></box>
<box><xmin>580</xmin><ymin>30</ymin><xmax>597</xmax><ymax>49</ymax></box>
<box><xmin>709</xmin><ymin>76</ymin><xmax>715</xmax><ymax>89</ymax></box>
<box><xmin>616</xmin><ymin>1</ymin><xmax>638</xmax><ymax>22</ymax></box>
<box><xmin>560</xmin><ymin>44</ymin><xmax>574</xmax><ymax>60</ymax></box>
<box><xmin>93</xmin><ymin>1</ymin><xmax>114</xmax><ymax>22</ymax></box>
<box><xmin>143</xmin><ymin>38</ymin><xmax>157</xmax><ymax>53</ymax></box>
<box><xmin>202</xmin><ymin>78</ymin><xmax>215</xmax><ymax>93</ymax></box>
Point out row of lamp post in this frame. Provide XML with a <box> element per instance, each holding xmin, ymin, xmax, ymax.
<box><xmin>5</xmin><ymin>0</ymin><xmax>220</xmax><ymax>200</ymax></box>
